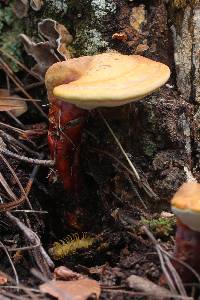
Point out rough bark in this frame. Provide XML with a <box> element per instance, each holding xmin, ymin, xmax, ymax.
<box><xmin>168</xmin><ymin>0</ymin><xmax>200</xmax><ymax>103</ymax></box>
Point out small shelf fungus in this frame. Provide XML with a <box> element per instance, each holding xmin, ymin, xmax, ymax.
<box><xmin>45</xmin><ymin>52</ymin><xmax>170</xmax><ymax>194</ymax></box>
<box><xmin>171</xmin><ymin>182</ymin><xmax>200</xmax><ymax>283</ymax></box>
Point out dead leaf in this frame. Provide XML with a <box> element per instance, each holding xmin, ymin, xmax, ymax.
<box><xmin>87</xmin><ymin>265</ymin><xmax>107</xmax><ymax>276</ymax></box>
<box><xmin>0</xmin><ymin>99</ymin><xmax>26</xmax><ymax>113</ymax></box>
<box><xmin>0</xmin><ymin>274</ymin><xmax>7</xmax><ymax>285</ymax></box>
<box><xmin>20</xmin><ymin>34</ymin><xmax>57</xmax><ymax>79</ymax></box>
<box><xmin>54</xmin><ymin>266</ymin><xmax>85</xmax><ymax>281</ymax></box>
<box><xmin>30</xmin><ymin>0</ymin><xmax>43</xmax><ymax>11</ymax></box>
<box><xmin>12</xmin><ymin>0</ymin><xmax>28</xmax><ymax>18</ymax></box>
<box><xmin>20</xmin><ymin>19</ymin><xmax>73</xmax><ymax>78</ymax></box>
<box><xmin>0</xmin><ymin>89</ymin><xmax>27</xmax><ymax>116</ymax></box>
<box><xmin>38</xmin><ymin>19</ymin><xmax>73</xmax><ymax>59</ymax></box>
<box><xmin>40</xmin><ymin>278</ymin><xmax>101</xmax><ymax>300</ymax></box>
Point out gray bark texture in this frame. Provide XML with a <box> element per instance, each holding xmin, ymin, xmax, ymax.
<box><xmin>4</xmin><ymin>0</ymin><xmax>200</xmax><ymax>206</ymax></box>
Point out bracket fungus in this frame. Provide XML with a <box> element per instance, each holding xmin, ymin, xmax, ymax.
<box><xmin>45</xmin><ymin>52</ymin><xmax>170</xmax><ymax>194</ymax></box>
<box><xmin>170</xmin><ymin>182</ymin><xmax>200</xmax><ymax>283</ymax></box>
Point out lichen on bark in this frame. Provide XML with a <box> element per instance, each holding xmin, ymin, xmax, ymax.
<box><xmin>169</xmin><ymin>1</ymin><xmax>200</xmax><ymax>103</ymax></box>
<box><xmin>0</xmin><ymin>2</ymin><xmax>23</xmax><ymax>71</ymax></box>
<box><xmin>72</xmin><ymin>0</ymin><xmax>117</xmax><ymax>56</ymax></box>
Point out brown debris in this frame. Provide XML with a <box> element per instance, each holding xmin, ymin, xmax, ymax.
<box><xmin>53</xmin><ymin>266</ymin><xmax>85</xmax><ymax>281</ymax></box>
<box><xmin>40</xmin><ymin>278</ymin><xmax>101</xmax><ymax>300</ymax></box>
<box><xmin>38</xmin><ymin>19</ymin><xmax>73</xmax><ymax>59</ymax></box>
<box><xmin>134</xmin><ymin>43</ymin><xmax>149</xmax><ymax>54</ymax></box>
<box><xmin>20</xmin><ymin>19</ymin><xmax>73</xmax><ymax>78</ymax></box>
<box><xmin>0</xmin><ymin>89</ymin><xmax>27</xmax><ymax>117</ymax></box>
<box><xmin>112</xmin><ymin>32</ymin><xmax>128</xmax><ymax>42</ymax></box>
<box><xmin>20</xmin><ymin>34</ymin><xmax>58</xmax><ymax>79</ymax></box>
<box><xmin>12</xmin><ymin>0</ymin><xmax>28</xmax><ymax>19</ymax></box>
<box><xmin>0</xmin><ymin>274</ymin><xmax>7</xmax><ymax>285</ymax></box>
<box><xmin>127</xmin><ymin>274</ymin><xmax>173</xmax><ymax>300</ymax></box>
<box><xmin>30</xmin><ymin>0</ymin><xmax>43</xmax><ymax>11</ymax></box>
<box><xmin>129</xmin><ymin>5</ymin><xmax>146</xmax><ymax>33</ymax></box>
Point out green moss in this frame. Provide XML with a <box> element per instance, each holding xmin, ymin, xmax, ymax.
<box><xmin>141</xmin><ymin>216</ymin><xmax>176</xmax><ymax>238</ymax></box>
<box><xmin>142</xmin><ymin>137</ymin><xmax>157</xmax><ymax>157</ymax></box>
<box><xmin>0</xmin><ymin>5</ymin><xmax>15</xmax><ymax>28</ymax></box>
<box><xmin>0</xmin><ymin>2</ymin><xmax>24</xmax><ymax>71</ymax></box>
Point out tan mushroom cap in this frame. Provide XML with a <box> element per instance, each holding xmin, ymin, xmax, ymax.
<box><xmin>171</xmin><ymin>183</ymin><xmax>200</xmax><ymax>211</ymax></box>
<box><xmin>171</xmin><ymin>183</ymin><xmax>200</xmax><ymax>232</ymax></box>
<box><xmin>46</xmin><ymin>52</ymin><xmax>170</xmax><ymax>110</ymax></box>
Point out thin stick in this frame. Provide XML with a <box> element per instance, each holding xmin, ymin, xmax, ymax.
<box><xmin>0</xmin><ymin>96</ymin><xmax>41</xmax><ymax>102</ymax></box>
<box><xmin>102</xmin><ymin>288</ymin><xmax>193</xmax><ymax>299</ymax></box>
<box><xmin>12</xmin><ymin>209</ymin><xmax>48</xmax><ymax>214</ymax></box>
<box><xmin>0</xmin><ymin>129</ymin><xmax>39</xmax><ymax>156</ymax></box>
<box><xmin>0</xmin><ymin>153</ymin><xmax>45</xmax><ymax>211</ymax></box>
<box><xmin>164</xmin><ymin>254</ymin><xmax>187</xmax><ymax>296</ymax></box>
<box><xmin>143</xmin><ymin>226</ymin><xmax>187</xmax><ymax>297</ymax></box>
<box><xmin>0</xmin><ymin>147</ymin><xmax>54</xmax><ymax>166</ymax></box>
<box><xmin>0</xmin><ymin>270</ymin><xmax>39</xmax><ymax>299</ymax></box>
<box><xmin>98</xmin><ymin>110</ymin><xmax>140</xmax><ymax>181</ymax></box>
<box><xmin>0</xmin><ymin>286</ymin><xmax>41</xmax><ymax>293</ymax></box>
<box><xmin>0</xmin><ymin>57</ymin><xmax>47</xmax><ymax>119</ymax></box>
<box><xmin>0</xmin><ymin>172</ymin><xmax>17</xmax><ymax>200</ymax></box>
<box><xmin>0</xmin><ymin>241</ymin><xmax>19</xmax><ymax>286</ymax></box>
<box><xmin>91</xmin><ymin>147</ymin><xmax>157</xmax><ymax>199</ymax></box>
<box><xmin>14</xmin><ymin>81</ymin><xmax>44</xmax><ymax>93</ymax></box>
<box><xmin>126</xmin><ymin>174</ymin><xmax>147</xmax><ymax>209</ymax></box>
<box><xmin>6</xmin><ymin>111</ymin><xmax>24</xmax><ymax>127</ymax></box>
<box><xmin>0</xmin><ymin>122</ymin><xmax>25</xmax><ymax>134</ymax></box>
<box><xmin>4</xmin><ymin>212</ymin><xmax>54</xmax><ymax>271</ymax></box>
<box><xmin>161</xmin><ymin>248</ymin><xmax>200</xmax><ymax>285</ymax></box>
<box><xmin>0</xmin><ymin>48</ymin><xmax>41</xmax><ymax>80</ymax></box>
<box><xmin>0</xmin><ymin>154</ymin><xmax>31</xmax><ymax>208</ymax></box>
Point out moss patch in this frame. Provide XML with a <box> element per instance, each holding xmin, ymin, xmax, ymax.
<box><xmin>141</xmin><ymin>216</ymin><xmax>176</xmax><ymax>238</ymax></box>
<box><xmin>0</xmin><ymin>2</ymin><xmax>24</xmax><ymax>71</ymax></box>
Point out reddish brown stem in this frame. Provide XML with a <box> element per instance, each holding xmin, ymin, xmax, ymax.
<box><xmin>171</xmin><ymin>219</ymin><xmax>200</xmax><ymax>283</ymax></box>
<box><xmin>48</xmin><ymin>100</ymin><xmax>88</xmax><ymax>192</ymax></box>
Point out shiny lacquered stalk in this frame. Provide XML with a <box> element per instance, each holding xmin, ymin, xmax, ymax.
<box><xmin>172</xmin><ymin>218</ymin><xmax>200</xmax><ymax>283</ymax></box>
<box><xmin>48</xmin><ymin>99</ymin><xmax>87</xmax><ymax>192</ymax></box>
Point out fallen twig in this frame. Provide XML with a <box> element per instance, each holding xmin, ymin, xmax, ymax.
<box><xmin>6</xmin><ymin>111</ymin><xmax>24</xmax><ymax>129</ymax></box>
<box><xmin>4</xmin><ymin>212</ymin><xmax>54</xmax><ymax>276</ymax></box>
<box><xmin>0</xmin><ymin>147</ymin><xmax>54</xmax><ymax>166</ymax></box>
<box><xmin>103</xmin><ymin>286</ymin><xmax>193</xmax><ymax>299</ymax></box>
<box><xmin>0</xmin><ymin>57</ymin><xmax>47</xmax><ymax>119</ymax></box>
<box><xmin>0</xmin><ymin>154</ymin><xmax>31</xmax><ymax>207</ymax></box>
<box><xmin>142</xmin><ymin>226</ymin><xmax>187</xmax><ymax>297</ymax></box>
<box><xmin>91</xmin><ymin>147</ymin><xmax>157</xmax><ymax>199</ymax></box>
<box><xmin>14</xmin><ymin>81</ymin><xmax>44</xmax><ymax>93</ymax></box>
<box><xmin>0</xmin><ymin>130</ymin><xmax>39</xmax><ymax>156</ymax></box>
<box><xmin>0</xmin><ymin>48</ymin><xmax>41</xmax><ymax>80</ymax></box>
<box><xmin>0</xmin><ymin>172</ymin><xmax>17</xmax><ymax>201</ymax></box>
<box><xmin>127</xmin><ymin>274</ymin><xmax>191</xmax><ymax>300</ymax></box>
<box><xmin>0</xmin><ymin>241</ymin><xmax>19</xmax><ymax>286</ymax></box>
<box><xmin>98</xmin><ymin>110</ymin><xmax>140</xmax><ymax>181</ymax></box>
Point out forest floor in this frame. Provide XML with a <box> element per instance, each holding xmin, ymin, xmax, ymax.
<box><xmin>0</xmin><ymin>29</ymin><xmax>197</xmax><ymax>300</ymax></box>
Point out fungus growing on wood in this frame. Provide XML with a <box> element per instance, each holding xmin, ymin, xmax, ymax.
<box><xmin>45</xmin><ymin>52</ymin><xmax>170</xmax><ymax>194</ymax></box>
<box><xmin>170</xmin><ymin>182</ymin><xmax>200</xmax><ymax>283</ymax></box>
